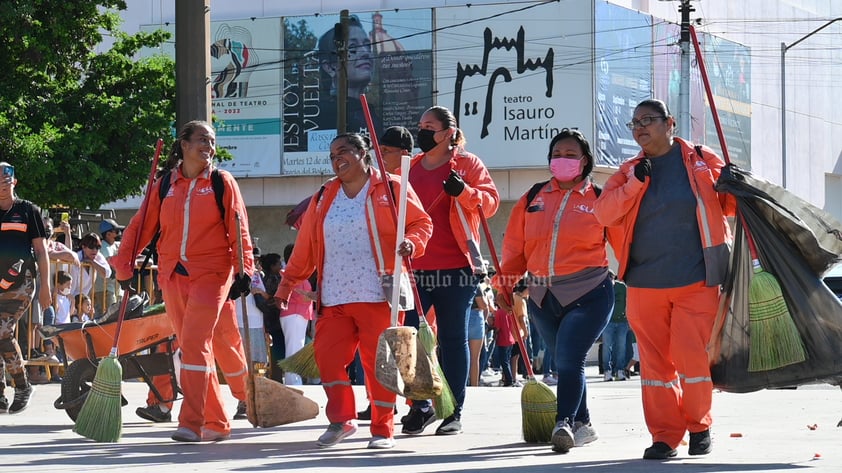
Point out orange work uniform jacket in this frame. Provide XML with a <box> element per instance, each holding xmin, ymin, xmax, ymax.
<box><xmin>593</xmin><ymin>137</ymin><xmax>735</xmax><ymax>286</ymax></box>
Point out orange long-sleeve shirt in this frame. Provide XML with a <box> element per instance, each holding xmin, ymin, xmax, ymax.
<box><xmin>593</xmin><ymin>137</ymin><xmax>735</xmax><ymax>285</ymax></box>
<box><xmin>276</xmin><ymin>168</ymin><xmax>432</xmax><ymax>306</ymax></box>
<box><xmin>493</xmin><ymin>178</ymin><xmax>608</xmax><ymax>292</ymax></box>
<box><xmin>112</xmin><ymin>166</ymin><xmax>254</xmax><ymax>283</ymax></box>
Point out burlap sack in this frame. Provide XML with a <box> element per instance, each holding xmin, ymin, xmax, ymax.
<box><xmin>375</xmin><ymin>326</ymin><xmax>442</xmax><ymax>400</ymax></box>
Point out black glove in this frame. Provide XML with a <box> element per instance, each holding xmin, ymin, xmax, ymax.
<box><xmin>228</xmin><ymin>272</ymin><xmax>251</xmax><ymax>301</ymax></box>
<box><xmin>633</xmin><ymin>158</ymin><xmax>651</xmax><ymax>182</ymax></box>
<box><xmin>443</xmin><ymin>170</ymin><xmax>466</xmax><ymax>197</ymax></box>
<box><xmin>118</xmin><ymin>278</ymin><xmax>136</xmax><ymax>293</ymax></box>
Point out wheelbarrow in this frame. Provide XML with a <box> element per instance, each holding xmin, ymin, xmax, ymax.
<box><xmin>41</xmin><ymin>295</ymin><xmax>178</xmax><ymax>421</ymax></box>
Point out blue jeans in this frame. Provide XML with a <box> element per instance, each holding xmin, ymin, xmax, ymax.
<box><xmin>528</xmin><ymin>277</ymin><xmax>614</xmax><ymax>424</ymax></box>
<box><xmin>405</xmin><ymin>268</ymin><xmax>478</xmax><ymax>418</ymax></box>
<box><xmin>495</xmin><ymin>345</ymin><xmax>514</xmax><ymax>385</ymax></box>
<box><xmin>602</xmin><ymin>321</ymin><xmax>630</xmax><ymax>376</ymax></box>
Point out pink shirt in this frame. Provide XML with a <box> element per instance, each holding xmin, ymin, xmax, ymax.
<box><xmin>280</xmin><ymin>276</ymin><xmax>314</xmax><ymax>320</ymax></box>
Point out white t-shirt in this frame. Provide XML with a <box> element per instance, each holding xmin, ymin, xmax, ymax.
<box><xmin>70</xmin><ymin>250</ymin><xmax>112</xmax><ymax>297</ymax></box>
<box><xmin>55</xmin><ymin>294</ymin><xmax>73</xmax><ymax>325</ymax></box>
<box><xmin>321</xmin><ymin>181</ymin><xmax>384</xmax><ymax>307</ymax></box>
<box><xmin>234</xmin><ymin>272</ymin><xmax>264</xmax><ymax>329</ymax></box>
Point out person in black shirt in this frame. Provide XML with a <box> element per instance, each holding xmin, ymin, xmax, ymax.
<box><xmin>0</xmin><ymin>162</ymin><xmax>51</xmax><ymax>414</ymax></box>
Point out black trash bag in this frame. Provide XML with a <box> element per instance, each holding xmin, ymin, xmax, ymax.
<box><xmin>710</xmin><ymin>165</ymin><xmax>842</xmax><ymax>393</ymax></box>
<box><xmin>715</xmin><ymin>165</ymin><xmax>842</xmax><ymax>276</ymax></box>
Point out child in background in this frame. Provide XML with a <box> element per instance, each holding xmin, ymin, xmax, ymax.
<box><xmin>74</xmin><ymin>294</ymin><xmax>95</xmax><ymax>323</ymax></box>
<box><xmin>489</xmin><ymin>306</ymin><xmax>517</xmax><ymax>387</ymax></box>
<box><xmin>52</xmin><ymin>271</ymin><xmax>75</xmax><ymax>325</ymax></box>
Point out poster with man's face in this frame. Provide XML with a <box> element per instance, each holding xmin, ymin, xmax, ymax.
<box><xmin>281</xmin><ymin>10</ymin><xmax>434</xmax><ymax>175</ymax></box>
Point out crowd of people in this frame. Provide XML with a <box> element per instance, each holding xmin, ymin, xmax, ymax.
<box><xmin>0</xmin><ymin>98</ymin><xmax>734</xmax><ymax>461</ymax></box>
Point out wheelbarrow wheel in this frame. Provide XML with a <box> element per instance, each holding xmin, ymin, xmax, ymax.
<box><xmin>58</xmin><ymin>359</ymin><xmax>97</xmax><ymax>421</ymax></box>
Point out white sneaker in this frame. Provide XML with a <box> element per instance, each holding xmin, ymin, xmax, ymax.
<box><xmin>367</xmin><ymin>436</ymin><xmax>396</xmax><ymax>449</ymax></box>
<box><xmin>603</xmin><ymin>372</ymin><xmax>613</xmax><ymax>382</ymax></box>
<box><xmin>542</xmin><ymin>375</ymin><xmax>558</xmax><ymax>386</ymax></box>
<box><xmin>316</xmin><ymin>421</ymin><xmax>357</xmax><ymax>447</ymax></box>
<box><xmin>617</xmin><ymin>370</ymin><xmax>627</xmax><ymax>381</ymax></box>
<box><xmin>572</xmin><ymin>421</ymin><xmax>599</xmax><ymax>447</ymax></box>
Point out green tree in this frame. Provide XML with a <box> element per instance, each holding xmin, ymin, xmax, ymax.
<box><xmin>0</xmin><ymin>0</ymin><xmax>175</xmax><ymax>210</ymax></box>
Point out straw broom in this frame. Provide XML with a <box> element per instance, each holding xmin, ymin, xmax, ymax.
<box><xmin>686</xmin><ymin>25</ymin><xmax>807</xmax><ymax>373</ymax></box>
<box><xmin>74</xmin><ymin>138</ymin><xmax>164</xmax><ymax>442</ymax></box>
<box><xmin>742</xmin><ymin>221</ymin><xmax>806</xmax><ymax>371</ymax></box>
<box><xmin>360</xmin><ymin>93</ymin><xmax>455</xmax><ymax>417</ymax></box>
<box><xmin>478</xmin><ymin>204</ymin><xmax>556</xmax><ymax>443</ymax></box>
<box><xmin>278</xmin><ymin>342</ymin><xmax>320</xmax><ymax>379</ymax></box>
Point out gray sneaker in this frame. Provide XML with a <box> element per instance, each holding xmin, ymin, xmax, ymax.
<box><xmin>573</xmin><ymin>421</ymin><xmax>599</xmax><ymax>447</ymax></box>
<box><xmin>0</xmin><ymin>394</ymin><xmax>8</xmax><ymax>413</ymax></box>
<box><xmin>551</xmin><ymin>419</ymin><xmax>575</xmax><ymax>453</ymax></box>
<box><xmin>316</xmin><ymin>421</ymin><xmax>357</xmax><ymax>447</ymax></box>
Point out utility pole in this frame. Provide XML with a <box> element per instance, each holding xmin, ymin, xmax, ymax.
<box><xmin>335</xmin><ymin>10</ymin><xmax>350</xmax><ymax>134</ymax></box>
<box><xmin>175</xmin><ymin>0</ymin><xmax>211</xmax><ymax>129</ymax></box>
<box><xmin>780</xmin><ymin>17</ymin><xmax>842</xmax><ymax>189</ymax></box>
<box><xmin>677</xmin><ymin>0</ymin><xmax>694</xmax><ymax>140</ymax></box>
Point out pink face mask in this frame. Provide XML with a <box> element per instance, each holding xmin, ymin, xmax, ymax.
<box><xmin>549</xmin><ymin>158</ymin><xmax>584</xmax><ymax>182</ymax></box>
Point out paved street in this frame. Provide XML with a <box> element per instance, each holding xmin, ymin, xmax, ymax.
<box><xmin>2</xmin><ymin>367</ymin><xmax>842</xmax><ymax>472</ymax></box>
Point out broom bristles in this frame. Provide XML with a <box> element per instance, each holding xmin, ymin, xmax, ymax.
<box><xmin>748</xmin><ymin>268</ymin><xmax>807</xmax><ymax>372</ymax></box>
<box><xmin>277</xmin><ymin>342</ymin><xmax>320</xmax><ymax>379</ymax></box>
<box><xmin>73</xmin><ymin>355</ymin><xmax>123</xmax><ymax>442</ymax></box>
<box><xmin>418</xmin><ymin>319</ymin><xmax>456</xmax><ymax>419</ymax></box>
<box><xmin>521</xmin><ymin>378</ymin><xmax>557</xmax><ymax>443</ymax></box>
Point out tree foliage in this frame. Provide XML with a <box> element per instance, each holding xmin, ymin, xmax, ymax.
<box><xmin>0</xmin><ymin>0</ymin><xmax>175</xmax><ymax>210</ymax></box>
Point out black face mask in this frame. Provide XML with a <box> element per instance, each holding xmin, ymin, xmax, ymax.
<box><xmin>44</xmin><ymin>229</ymin><xmax>53</xmax><ymax>239</ymax></box>
<box><xmin>417</xmin><ymin>129</ymin><xmax>439</xmax><ymax>152</ymax></box>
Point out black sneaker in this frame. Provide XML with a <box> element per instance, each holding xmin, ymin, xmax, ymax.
<box><xmin>9</xmin><ymin>385</ymin><xmax>33</xmax><ymax>414</ymax></box>
<box><xmin>0</xmin><ymin>394</ymin><xmax>8</xmax><ymax>413</ymax></box>
<box><xmin>358</xmin><ymin>404</ymin><xmax>397</xmax><ymax>421</ymax></box>
<box><xmin>643</xmin><ymin>441</ymin><xmax>677</xmax><ymax>460</ymax></box>
<box><xmin>435</xmin><ymin>415</ymin><xmax>463</xmax><ymax>435</ymax></box>
<box><xmin>136</xmin><ymin>404</ymin><xmax>172</xmax><ymax>423</ymax></box>
<box><xmin>689</xmin><ymin>429</ymin><xmax>712</xmax><ymax>455</ymax></box>
<box><xmin>401</xmin><ymin>408</ymin><xmax>436</xmax><ymax>435</ymax></box>
<box><xmin>233</xmin><ymin>400</ymin><xmax>247</xmax><ymax>420</ymax></box>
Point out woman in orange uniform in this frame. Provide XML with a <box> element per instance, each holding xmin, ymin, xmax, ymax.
<box><xmin>113</xmin><ymin>120</ymin><xmax>253</xmax><ymax>443</ymax></box>
<box><xmin>594</xmin><ymin>99</ymin><xmax>735</xmax><ymax>460</ymax></box>
<box><xmin>493</xmin><ymin>128</ymin><xmax>613</xmax><ymax>454</ymax></box>
<box><xmin>276</xmin><ymin>133</ymin><xmax>432</xmax><ymax>449</ymax></box>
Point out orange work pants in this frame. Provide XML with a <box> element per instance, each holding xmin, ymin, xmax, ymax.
<box><xmin>626</xmin><ymin>281</ymin><xmax>719</xmax><ymax>448</ymax></box>
<box><xmin>158</xmin><ymin>270</ymin><xmax>245</xmax><ymax>436</ymax></box>
<box><xmin>147</xmin><ymin>300</ymin><xmax>247</xmax><ymax>409</ymax></box>
<box><xmin>315</xmin><ymin>302</ymin><xmax>401</xmax><ymax>438</ymax></box>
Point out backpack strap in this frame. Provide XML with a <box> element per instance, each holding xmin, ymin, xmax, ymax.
<box><xmin>210</xmin><ymin>169</ymin><xmax>225</xmax><ymax>219</ymax></box>
<box><xmin>525</xmin><ymin>180</ymin><xmax>550</xmax><ymax>208</ymax></box>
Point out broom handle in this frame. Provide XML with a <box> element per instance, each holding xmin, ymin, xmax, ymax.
<box><xmin>235</xmin><ymin>211</ymin><xmax>255</xmax><ymax>373</ymax></box>
<box><xmin>359</xmin><ymin>94</ymin><xmax>427</xmax><ymax>323</ymax></box>
<box><xmin>110</xmin><ymin>138</ymin><xmax>164</xmax><ymax>356</ymax></box>
<box><xmin>477</xmin><ymin>205</ymin><xmax>536</xmax><ymax>379</ymax></box>
<box><xmin>688</xmin><ymin>25</ymin><xmax>730</xmax><ymax>167</ymax></box>
<box><xmin>389</xmin><ymin>155</ymin><xmax>410</xmax><ymax>326</ymax></box>
<box><xmin>688</xmin><ymin>26</ymin><xmax>763</xmax><ymax>263</ymax></box>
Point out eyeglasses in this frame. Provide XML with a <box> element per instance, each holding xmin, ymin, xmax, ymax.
<box><xmin>85</xmin><ymin>244</ymin><xmax>102</xmax><ymax>250</ymax></box>
<box><xmin>626</xmin><ymin>115</ymin><xmax>666</xmax><ymax>131</ymax></box>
